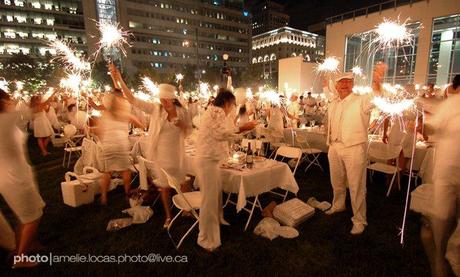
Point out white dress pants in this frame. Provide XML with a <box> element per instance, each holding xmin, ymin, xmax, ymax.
<box><xmin>327</xmin><ymin>142</ymin><xmax>367</xmax><ymax>226</ymax></box>
<box><xmin>196</xmin><ymin>158</ymin><xmax>223</xmax><ymax>250</ymax></box>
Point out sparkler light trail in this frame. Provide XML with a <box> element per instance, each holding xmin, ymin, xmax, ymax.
<box><xmin>141</xmin><ymin>77</ymin><xmax>159</xmax><ymax>97</ymax></box>
<box><xmin>372</xmin><ymin>96</ymin><xmax>414</xmax><ymax>116</ymax></box>
<box><xmin>372</xmin><ymin>18</ymin><xmax>414</xmax><ymax>49</ymax></box>
<box><xmin>317</xmin><ymin>57</ymin><xmax>340</xmax><ymax>74</ymax></box>
<box><xmin>175</xmin><ymin>73</ymin><xmax>184</xmax><ymax>83</ymax></box>
<box><xmin>49</xmin><ymin>39</ymin><xmax>90</xmax><ymax>73</ymax></box>
<box><xmin>352</xmin><ymin>66</ymin><xmax>363</xmax><ymax>76</ymax></box>
<box><xmin>96</xmin><ymin>21</ymin><xmax>131</xmax><ymax>59</ymax></box>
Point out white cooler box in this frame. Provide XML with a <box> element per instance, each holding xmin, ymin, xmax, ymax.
<box><xmin>273</xmin><ymin>198</ymin><xmax>315</xmax><ymax>227</ymax></box>
<box><xmin>61</xmin><ymin>172</ymin><xmax>96</xmax><ymax>207</ymax></box>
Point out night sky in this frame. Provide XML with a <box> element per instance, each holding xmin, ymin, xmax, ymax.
<box><xmin>248</xmin><ymin>0</ymin><xmax>389</xmax><ymax>29</ymax></box>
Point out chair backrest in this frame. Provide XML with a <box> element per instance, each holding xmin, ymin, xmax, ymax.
<box><xmin>161</xmin><ymin>168</ymin><xmax>198</xmax><ymax>215</ymax></box>
<box><xmin>368</xmin><ymin>143</ymin><xmax>402</xmax><ymax>162</ymax></box>
<box><xmin>274</xmin><ymin>146</ymin><xmax>302</xmax><ymax>175</ymax></box>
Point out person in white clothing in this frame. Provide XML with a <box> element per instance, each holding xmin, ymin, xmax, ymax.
<box><xmin>0</xmin><ymin>90</ymin><xmax>45</xmax><ymax>268</ymax></box>
<box><xmin>110</xmin><ymin>65</ymin><xmax>192</xmax><ymax>227</ymax></box>
<box><xmin>195</xmin><ymin>89</ymin><xmax>257</xmax><ymax>252</ymax></box>
<box><xmin>325</xmin><ymin>65</ymin><xmax>384</xmax><ymax>235</ymax></box>
<box><xmin>30</xmin><ymin>94</ymin><xmax>55</xmax><ymax>156</ymax></box>
<box><xmin>286</xmin><ymin>94</ymin><xmax>302</xmax><ymax>127</ymax></box>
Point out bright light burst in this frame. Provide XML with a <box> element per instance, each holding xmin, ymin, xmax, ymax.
<box><xmin>317</xmin><ymin>57</ymin><xmax>340</xmax><ymax>73</ymax></box>
<box><xmin>260</xmin><ymin>90</ymin><xmax>281</xmax><ymax>106</ymax></box>
<box><xmin>372</xmin><ymin>96</ymin><xmax>414</xmax><ymax>116</ymax></box>
<box><xmin>141</xmin><ymin>76</ymin><xmax>159</xmax><ymax>96</ymax></box>
<box><xmin>0</xmin><ymin>78</ymin><xmax>8</xmax><ymax>92</ymax></box>
<box><xmin>352</xmin><ymin>86</ymin><xmax>372</xmax><ymax>95</ymax></box>
<box><xmin>175</xmin><ymin>73</ymin><xmax>184</xmax><ymax>83</ymax></box>
<box><xmin>16</xmin><ymin>81</ymin><xmax>24</xmax><ymax>91</ymax></box>
<box><xmin>60</xmin><ymin>74</ymin><xmax>81</xmax><ymax>94</ymax></box>
<box><xmin>199</xmin><ymin>82</ymin><xmax>211</xmax><ymax>99</ymax></box>
<box><xmin>373</xmin><ymin>18</ymin><xmax>414</xmax><ymax>49</ymax></box>
<box><xmin>49</xmin><ymin>39</ymin><xmax>90</xmax><ymax>72</ymax></box>
<box><xmin>352</xmin><ymin>66</ymin><xmax>363</xmax><ymax>76</ymax></box>
<box><xmin>97</xmin><ymin>21</ymin><xmax>131</xmax><ymax>57</ymax></box>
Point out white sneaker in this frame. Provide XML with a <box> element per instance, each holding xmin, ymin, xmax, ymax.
<box><xmin>324</xmin><ymin>207</ymin><xmax>346</xmax><ymax>215</ymax></box>
<box><xmin>350</xmin><ymin>224</ymin><xmax>365</xmax><ymax>235</ymax></box>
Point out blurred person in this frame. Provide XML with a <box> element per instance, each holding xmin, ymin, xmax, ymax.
<box><xmin>325</xmin><ymin>63</ymin><xmax>384</xmax><ymax>235</ymax></box>
<box><xmin>266</xmin><ymin>100</ymin><xmax>284</xmax><ymax>137</ymax></box>
<box><xmin>0</xmin><ymin>89</ymin><xmax>45</xmax><ymax>268</ymax></box>
<box><xmin>195</xmin><ymin>89</ymin><xmax>257</xmax><ymax>251</ymax></box>
<box><xmin>424</xmin><ymin>94</ymin><xmax>460</xmax><ymax>277</ymax></box>
<box><xmin>110</xmin><ymin>65</ymin><xmax>192</xmax><ymax>227</ymax></box>
<box><xmin>444</xmin><ymin>75</ymin><xmax>460</xmax><ymax>99</ymax></box>
<box><xmin>98</xmin><ymin>88</ymin><xmax>144</xmax><ymax>205</ymax></box>
<box><xmin>30</xmin><ymin>94</ymin><xmax>55</xmax><ymax>156</ymax></box>
<box><xmin>234</xmin><ymin>103</ymin><xmax>249</xmax><ymax>128</ymax></box>
<box><xmin>286</xmin><ymin>93</ymin><xmax>301</xmax><ymax>127</ymax></box>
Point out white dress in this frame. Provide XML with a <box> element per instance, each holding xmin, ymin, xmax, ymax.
<box><xmin>33</xmin><ymin>110</ymin><xmax>54</xmax><ymax>138</ymax></box>
<box><xmin>152</xmin><ymin>120</ymin><xmax>184</xmax><ymax>187</ymax></box>
<box><xmin>46</xmin><ymin>106</ymin><xmax>61</xmax><ymax>130</ymax></box>
<box><xmin>268</xmin><ymin>106</ymin><xmax>284</xmax><ymax>136</ymax></box>
<box><xmin>0</xmin><ymin>112</ymin><xmax>45</xmax><ymax>223</ymax></box>
<box><xmin>100</xmin><ymin>114</ymin><xmax>131</xmax><ymax>172</ymax></box>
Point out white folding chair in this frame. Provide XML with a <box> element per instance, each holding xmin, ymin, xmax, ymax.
<box><xmin>267</xmin><ymin>129</ymin><xmax>286</xmax><ymax>159</ymax></box>
<box><xmin>367</xmin><ymin>143</ymin><xmax>402</xmax><ymax>196</ymax></box>
<box><xmin>295</xmin><ymin>131</ymin><xmax>324</xmax><ymax>173</ymax></box>
<box><xmin>62</xmin><ymin>136</ymin><xmax>83</xmax><ymax>168</ymax></box>
<box><xmin>270</xmin><ymin>146</ymin><xmax>302</xmax><ymax>201</ymax></box>
<box><xmin>160</xmin><ymin>168</ymin><xmax>201</xmax><ymax>249</ymax></box>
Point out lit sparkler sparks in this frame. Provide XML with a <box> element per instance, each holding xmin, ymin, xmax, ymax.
<box><xmin>141</xmin><ymin>77</ymin><xmax>159</xmax><ymax>96</ymax></box>
<box><xmin>199</xmin><ymin>82</ymin><xmax>211</xmax><ymax>99</ymax></box>
<box><xmin>260</xmin><ymin>90</ymin><xmax>281</xmax><ymax>106</ymax></box>
<box><xmin>96</xmin><ymin>21</ymin><xmax>131</xmax><ymax>58</ymax></box>
<box><xmin>60</xmin><ymin>74</ymin><xmax>82</xmax><ymax>94</ymax></box>
<box><xmin>175</xmin><ymin>73</ymin><xmax>184</xmax><ymax>83</ymax></box>
<box><xmin>15</xmin><ymin>81</ymin><xmax>24</xmax><ymax>91</ymax></box>
<box><xmin>352</xmin><ymin>66</ymin><xmax>363</xmax><ymax>76</ymax></box>
<box><xmin>0</xmin><ymin>78</ymin><xmax>8</xmax><ymax>92</ymax></box>
<box><xmin>352</xmin><ymin>86</ymin><xmax>372</xmax><ymax>95</ymax></box>
<box><xmin>372</xmin><ymin>96</ymin><xmax>414</xmax><ymax>116</ymax></box>
<box><xmin>49</xmin><ymin>39</ymin><xmax>90</xmax><ymax>72</ymax></box>
<box><xmin>373</xmin><ymin>18</ymin><xmax>414</xmax><ymax>49</ymax></box>
<box><xmin>317</xmin><ymin>57</ymin><xmax>340</xmax><ymax>74</ymax></box>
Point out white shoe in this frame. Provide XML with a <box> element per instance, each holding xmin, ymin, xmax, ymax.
<box><xmin>350</xmin><ymin>224</ymin><xmax>365</xmax><ymax>235</ymax></box>
<box><xmin>324</xmin><ymin>207</ymin><xmax>346</xmax><ymax>215</ymax></box>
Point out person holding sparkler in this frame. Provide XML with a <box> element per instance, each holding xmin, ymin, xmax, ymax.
<box><xmin>98</xmin><ymin>88</ymin><xmax>144</xmax><ymax>205</ymax></box>
<box><xmin>109</xmin><ymin>64</ymin><xmax>192</xmax><ymax>227</ymax></box>
<box><xmin>325</xmin><ymin>63</ymin><xmax>385</xmax><ymax>235</ymax></box>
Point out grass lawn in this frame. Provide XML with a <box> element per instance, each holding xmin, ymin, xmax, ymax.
<box><xmin>0</xmin><ymin>138</ymin><xmax>430</xmax><ymax>276</ymax></box>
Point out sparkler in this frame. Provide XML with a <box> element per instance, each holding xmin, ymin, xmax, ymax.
<box><xmin>373</xmin><ymin>18</ymin><xmax>414</xmax><ymax>49</ymax></box>
<box><xmin>49</xmin><ymin>39</ymin><xmax>90</xmax><ymax>73</ymax></box>
<box><xmin>0</xmin><ymin>78</ymin><xmax>8</xmax><ymax>92</ymax></box>
<box><xmin>352</xmin><ymin>66</ymin><xmax>363</xmax><ymax>76</ymax></box>
<box><xmin>60</xmin><ymin>74</ymin><xmax>82</xmax><ymax>95</ymax></box>
<box><xmin>352</xmin><ymin>86</ymin><xmax>372</xmax><ymax>95</ymax></box>
<box><xmin>372</xmin><ymin>96</ymin><xmax>414</xmax><ymax>116</ymax></box>
<box><xmin>175</xmin><ymin>73</ymin><xmax>184</xmax><ymax>83</ymax></box>
<box><xmin>317</xmin><ymin>57</ymin><xmax>340</xmax><ymax>74</ymax></box>
<box><xmin>260</xmin><ymin>90</ymin><xmax>281</xmax><ymax>106</ymax></box>
<box><xmin>141</xmin><ymin>77</ymin><xmax>159</xmax><ymax>97</ymax></box>
<box><xmin>96</xmin><ymin>21</ymin><xmax>131</xmax><ymax>60</ymax></box>
<box><xmin>15</xmin><ymin>81</ymin><xmax>24</xmax><ymax>91</ymax></box>
<box><xmin>199</xmin><ymin>82</ymin><xmax>211</xmax><ymax>99</ymax></box>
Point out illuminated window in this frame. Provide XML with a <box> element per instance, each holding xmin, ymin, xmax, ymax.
<box><xmin>45</xmin><ymin>3</ymin><xmax>52</xmax><ymax>10</ymax></box>
<box><xmin>15</xmin><ymin>15</ymin><xmax>26</xmax><ymax>23</ymax></box>
<box><xmin>4</xmin><ymin>30</ymin><xmax>16</xmax><ymax>39</ymax></box>
<box><xmin>4</xmin><ymin>0</ymin><xmax>11</xmax><ymax>5</ymax></box>
<box><xmin>6</xmin><ymin>15</ymin><xmax>13</xmax><ymax>22</ymax></box>
<box><xmin>34</xmin><ymin>18</ymin><xmax>42</xmax><ymax>24</ymax></box>
<box><xmin>46</xmin><ymin>19</ymin><xmax>54</xmax><ymax>26</ymax></box>
<box><xmin>32</xmin><ymin>2</ymin><xmax>40</xmax><ymax>9</ymax></box>
<box><xmin>14</xmin><ymin>0</ymin><xmax>24</xmax><ymax>7</ymax></box>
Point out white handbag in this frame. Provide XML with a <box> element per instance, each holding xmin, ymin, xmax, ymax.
<box><xmin>61</xmin><ymin>172</ymin><xmax>95</xmax><ymax>207</ymax></box>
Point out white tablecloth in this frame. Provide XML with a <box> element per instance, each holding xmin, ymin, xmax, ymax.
<box><xmin>185</xmin><ymin>150</ymin><xmax>299</xmax><ymax>212</ymax></box>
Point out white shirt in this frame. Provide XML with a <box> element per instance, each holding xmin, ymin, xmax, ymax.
<box><xmin>196</xmin><ymin>105</ymin><xmax>240</xmax><ymax>161</ymax></box>
<box><xmin>327</xmin><ymin>93</ymin><xmax>374</xmax><ymax>147</ymax></box>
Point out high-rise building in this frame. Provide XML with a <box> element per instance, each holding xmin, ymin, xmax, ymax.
<box><xmin>117</xmin><ymin>0</ymin><xmax>251</xmax><ymax>75</ymax></box>
<box><xmin>0</xmin><ymin>0</ymin><xmax>90</xmax><ymax>61</ymax></box>
<box><xmin>251</xmin><ymin>0</ymin><xmax>289</xmax><ymax>36</ymax></box>
<box><xmin>1</xmin><ymin>0</ymin><xmax>251</xmax><ymax>77</ymax></box>
<box><xmin>251</xmin><ymin>26</ymin><xmax>324</xmax><ymax>84</ymax></box>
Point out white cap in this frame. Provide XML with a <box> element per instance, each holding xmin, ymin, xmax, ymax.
<box><xmin>158</xmin><ymin>84</ymin><xmax>177</xmax><ymax>99</ymax></box>
<box><xmin>335</xmin><ymin>73</ymin><xmax>354</xmax><ymax>82</ymax></box>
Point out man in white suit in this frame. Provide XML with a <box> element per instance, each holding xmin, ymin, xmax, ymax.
<box><xmin>325</xmin><ymin>64</ymin><xmax>384</xmax><ymax>235</ymax></box>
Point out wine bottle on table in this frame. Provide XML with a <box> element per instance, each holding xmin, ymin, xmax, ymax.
<box><xmin>246</xmin><ymin>142</ymin><xmax>254</xmax><ymax>169</ymax></box>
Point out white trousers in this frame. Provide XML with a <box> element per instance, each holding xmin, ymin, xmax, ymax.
<box><xmin>196</xmin><ymin>158</ymin><xmax>223</xmax><ymax>249</ymax></box>
<box><xmin>327</xmin><ymin>143</ymin><xmax>367</xmax><ymax>226</ymax></box>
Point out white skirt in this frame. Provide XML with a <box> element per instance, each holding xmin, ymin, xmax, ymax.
<box><xmin>33</xmin><ymin>111</ymin><xmax>54</xmax><ymax>138</ymax></box>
